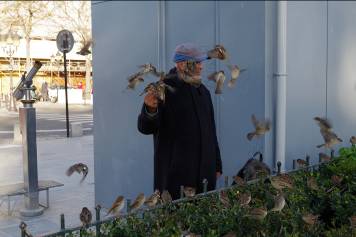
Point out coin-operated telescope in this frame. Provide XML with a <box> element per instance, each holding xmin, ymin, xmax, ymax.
<box><xmin>14</xmin><ymin>61</ymin><xmax>45</xmax><ymax>217</ymax></box>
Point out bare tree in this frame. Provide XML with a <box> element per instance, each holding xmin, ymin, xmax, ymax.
<box><xmin>0</xmin><ymin>1</ymin><xmax>55</xmax><ymax>70</ymax></box>
<box><xmin>53</xmin><ymin>1</ymin><xmax>92</xmax><ymax>101</ymax></box>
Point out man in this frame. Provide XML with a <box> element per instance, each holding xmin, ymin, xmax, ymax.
<box><xmin>137</xmin><ymin>43</ymin><xmax>222</xmax><ymax>199</ymax></box>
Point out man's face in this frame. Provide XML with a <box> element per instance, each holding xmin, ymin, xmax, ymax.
<box><xmin>176</xmin><ymin>61</ymin><xmax>203</xmax><ymax>76</ymax></box>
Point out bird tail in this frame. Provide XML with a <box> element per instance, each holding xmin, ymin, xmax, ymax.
<box><xmin>338</xmin><ymin>138</ymin><xmax>343</xmax><ymax>142</ymax></box>
<box><xmin>247</xmin><ymin>132</ymin><xmax>255</xmax><ymax>141</ymax></box>
<box><xmin>316</xmin><ymin>144</ymin><xmax>325</xmax><ymax>148</ymax></box>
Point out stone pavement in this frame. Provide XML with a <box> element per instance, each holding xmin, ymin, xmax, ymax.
<box><xmin>0</xmin><ymin>135</ymin><xmax>94</xmax><ymax>237</ymax></box>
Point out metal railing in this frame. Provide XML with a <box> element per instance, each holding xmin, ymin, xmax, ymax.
<box><xmin>19</xmin><ymin>154</ymin><xmax>333</xmax><ymax>237</ymax></box>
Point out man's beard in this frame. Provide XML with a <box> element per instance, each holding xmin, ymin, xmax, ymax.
<box><xmin>178</xmin><ymin>71</ymin><xmax>202</xmax><ymax>87</ymax></box>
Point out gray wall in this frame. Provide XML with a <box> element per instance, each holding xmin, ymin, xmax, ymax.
<box><xmin>92</xmin><ymin>1</ymin><xmax>356</xmax><ymax>208</ymax></box>
<box><xmin>284</xmin><ymin>1</ymin><xmax>356</xmax><ymax>168</ymax></box>
<box><xmin>92</xmin><ymin>1</ymin><xmax>266</xmax><ymax>208</ymax></box>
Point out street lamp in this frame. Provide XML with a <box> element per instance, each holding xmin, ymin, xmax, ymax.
<box><xmin>1</xmin><ymin>30</ymin><xmax>21</xmax><ymax>111</ymax></box>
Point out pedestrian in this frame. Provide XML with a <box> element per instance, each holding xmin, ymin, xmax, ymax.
<box><xmin>41</xmin><ymin>81</ymin><xmax>49</xmax><ymax>101</ymax></box>
<box><xmin>137</xmin><ymin>43</ymin><xmax>223</xmax><ymax>199</ymax></box>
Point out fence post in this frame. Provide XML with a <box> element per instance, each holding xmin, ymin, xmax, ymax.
<box><xmin>180</xmin><ymin>185</ymin><xmax>184</xmax><ymax>199</ymax></box>
<box><xmin>60</xmin><ymin>214</ymin><xmax>65</xmax><ymax>237</ymax></box>
<box><xmin>277</xmin><ymin>161</ymin><xmax>281</xmax><ymax>174</ymax></box>
<box><xmin>19</xmin><ymin>222</ymin><xmax>27</xmax><ymax>237</ymax></box>
<box><xmin>202</xmin><ymin>179</ymin><xmax>208</xmax><ymax>194</ymax></box>
<box><xmin>126</xmin><ymin>199</ymin><xmax>131</xmax><ymax>213</ymax></box>
<box><xmin>224</xmin><ymin>176</ymin><xmax>229</xmax><ymax>188</ymax></box>
<box><xmin>95</xmin><ymin>204</ymin><xmax>102</xmax><ymax>237</ymax></box>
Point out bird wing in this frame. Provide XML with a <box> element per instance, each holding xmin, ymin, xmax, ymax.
<box><xmin>251</xmin><ymin>114</ymin><xmax>259</xmax><ymax>129</ymax></box>
<box><xmin>66</xmin><ymin>164</ymin><xmax>77</xmax><ymax>176</ymax></box>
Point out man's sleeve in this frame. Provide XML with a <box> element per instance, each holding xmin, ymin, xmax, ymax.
<box><xmin>137</xmin><ymin>104</ymin><xmax>161</xmax><ymax>135</ymax></box>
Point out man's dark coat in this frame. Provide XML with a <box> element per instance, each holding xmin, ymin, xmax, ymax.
<box><xmin>138</xmin><ymin>68</ymin><xmax>222</xmax><ymax>199</ymax></box>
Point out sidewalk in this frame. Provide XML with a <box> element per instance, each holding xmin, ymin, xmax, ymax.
<box><xmin>0</xmin><ymin>135</ymin><xmax>94</xmax><ymax>237</ymax></box>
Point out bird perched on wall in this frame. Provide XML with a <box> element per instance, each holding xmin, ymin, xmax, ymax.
<box><xmin>80</xmin><ymin>207</ymin><xmax>92</xmax><ymax>226</ymax></box>
<box><xmin>232</xmin><ymin>175</ymin><xmax>246</xmax><ymax>186</ymax></box>
<box><xmin>270</xmin><ymin>192</ymin><xmax>286</xmax><ymax>212</ymax></box>
<box><xmin>106</xmin><ymin>195</ymin><xmax>125</xmax><ymax>216</ymax></box>
<box><xmin>350</xmin><ymin>136</ymin><xmax>356</xmax><ymax>146</ymax></box>
<box><xmin>77</xmin><ymin>39</ymin><xmax>92</xmax><ymax>56</ymax></box>
<box><xmin>129</xmin><ymin>193</ymin><xmax>145</xmax><ymax>212</ymax></box>
<box><xmin>247</xmin><ymin>114</ymin><xmax>271</xmax><ymax>141</ymax></box>
<box><xmin>183</xmin><ymin>187</ymin><xmax>196</xmax><ymax>198</ymax></box>
<box><xmin>144</xmin><ymin>190</ymin><xmax>160</xmax><ymax>208</ymax></box>
<box><xmin>207</xmin><ymin>44</ymin><xmax>229</xmax><ymax>61</ymax></box>
<box><xmin>66</xmin><ymin>163</ymin><xmax>88</xmax><ymax>183</ymax></box>
<box><xmin>227</xmin><ymin>65</ymin><xmax>247</xmax><ymax>88</ymax></box>
<box><xmin>268</xmin><ymin>174</ymin><xmax>294</xmax><ymax>190</ymax></box>
<box><xmin>161</xmin><ymin>190</ymin><xmax>172</xmax><ymax>204</ymax></box>
<box><xmin>208</xmin><ymin>71</ymin><xmax>226</xmax><ymax>94</ymax></box>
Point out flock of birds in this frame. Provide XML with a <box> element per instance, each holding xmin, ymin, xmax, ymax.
<box><xmin>125</xmin><ymin>44</ymin><xmax>247</xmax><ymax>100</ymax></box>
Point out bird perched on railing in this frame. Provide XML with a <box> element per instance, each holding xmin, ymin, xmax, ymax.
<box><xmin>160</xmin><ymin>190</ymin><xmax>172</xmax><ymax>204</ymax></box>
<box><xmin>350</xmin><ymin>136</ymin><xmax>356</xmax><ymax>146</ymax></box>
<box><xmin>144</xmin><ymin>190</ymin><xmax>160</xmax><ymax>208</ymax></box>
<box><xmin>238</xmin><ymin>192</ymin><xmax>251</xmax><ymax>207</ymax></box>
<box><xmin>183</xmin><ymin>187</ymin><xmax>196</xmax><ymax>198</ymax></box>
<box><xmin>129</xmin><ymin>193</ymin><xmax>145</xmax><ymax>212</ymax></box>
<box><xmin>66</xmin><ymin>163</ymin><xmax>88</xmax><ymax>183</ymax></box>
<box><xmin>106</xmin><ymin>195</ymin><xmax>125</xmax><ymax>216</ymax></box>
<box><xmin>319</xmin><ymin>152</ymin><xmax>331</xmax><ymax>163</ymax></box>
<box><xmin>234</xmin><ymin>152</ymin><xmax>271</xmax><ymax>182</ymax></box>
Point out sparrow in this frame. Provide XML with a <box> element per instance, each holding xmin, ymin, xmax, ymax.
<box><xmin>232</xmin><ymin>175</ymin><xmax>246</xmax><ymax>186</ymax></box>
<box><xmin>77</xmin><ymin>39</ymin><xmax>92</xmax><ymax>56</ymax></box>
<box><xmin>183</xmin><ymin>187</ymin><xmax>196</xmax><ymax>198</ymax></box>
<box><xmin>314</xmin><ymin>117</ymin><xmax>332</xmax><ymax>131</ymax></box>
<box><xmin>140</xmin><ymin>81</ymin><xmax>175</xmax><ymax>103</ymax></box>
<box><xmin>106</xmin><ymin>195</ymin><xmax>125</xmax><ymax>216</ymax></box>
<box><xmin>319</xmin><ymin>152</ymin><xmax>331</xmax><ymax>163</ymax></box>
<box><xmin>127</xmin><ymin>74</ymin><xmax>144</xmax><ymax>90</ymax></box>
<box><xmin>138</xmin><ymin>63</ymin><xmax>161</xmax><ymax>77</ymax></box>
<box><xmin>350</xmin><ymin>136</ymin><xmax>356</xmax><ymax>146</ymax></box>
<box><xmin>331</xmin><ymin>175</ymin><xmax>343</xmax><ymax>187</ymax></box>
<box><xmin>317</xmin><ymin>128</ymin><xmax>342</xmax><ymax>149</ymax></box>
<box><xmin>246</xmin><ymin>207</ymin><xmax>268</xmax><ymax>221</ymax></box>
<box><xmin>144</xmin><ymin>190</ymin><xmax>160</xmax><ymax>208</ymax></box>
<box><xmin>161</xmin><ymin>190</ymin><xmax>173</xmax><ymax>204</ymax></box>
<box><xmin>302</xmin><ymin>213</ymin><xmax>319</xmax><ymax>225</ymax></box>
<box><xmin>207</xmin><ymin>44</ymin><xmax>229</xmax><ymax>60</ymax></box>
<box><xmin>238</xmin><ymin>192</ymin><xmax>251</xmax><ymax>207</ymax></box>
<box><xmin>208</xmin><ymin>70</ymin><xmax>226</xmax><ymax>94</ymax></box>
<box><xmin>66</xmin><ymin>163</ymin><xmax>88</xmax><ymax>183</ymax></box>
<box><xmin>307</xmin><ymin>177</ymin><xmax>319</xmax><ymax>191</ymax></box>
<box><xmin>270</xmin><ymin>193</ymin><xmax>286</xmax><ymax>212</ymax></box>
<box><xmin>269</xmin><ymin>175</ymin><xmax>293</xmax><ymax>190</ymax></box>
<box><xmin>227</xmin><ymin>65</ymin><xmax>247</xmax><ymax>88</ymax></box>
<box><xmin>247</xmin><ymin>114</ymin><xmax>271</xmax><ymax>141</ymax></box>
<box><xmin>219</xmin><ymin>190</ymin><xmax>231</xmax><ymax>208</ymax></box>
<box><xmin>80</xmin><ymin>207</ymin><xmax>92</xmax><ymax>226</ymax></box>
<box><xmin>296</xmin><ymin>159</ymin><xmax>308</xmax><ymax>168</ymax></box>
<box><xmin>129</xmin><ymin>193</ymin><xmax>145</xmax><ymax>212</ymax></box>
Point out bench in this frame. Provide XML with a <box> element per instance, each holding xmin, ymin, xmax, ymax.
<box><xmin>0</xmin><ymin>180</ymin><xmax>64</xmax><ymax>215</ymax></box>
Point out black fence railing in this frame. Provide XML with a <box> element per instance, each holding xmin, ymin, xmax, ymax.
<box><xmin>19</xmin><ymin>155</ymin><xmax>332</xmax><ymax>237</ymax></box>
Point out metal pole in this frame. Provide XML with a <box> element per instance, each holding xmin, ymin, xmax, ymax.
<box><xmin>63</xmin><ymin>51</ymin><xmax>70</xmax><ymax>137</ymax></box>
